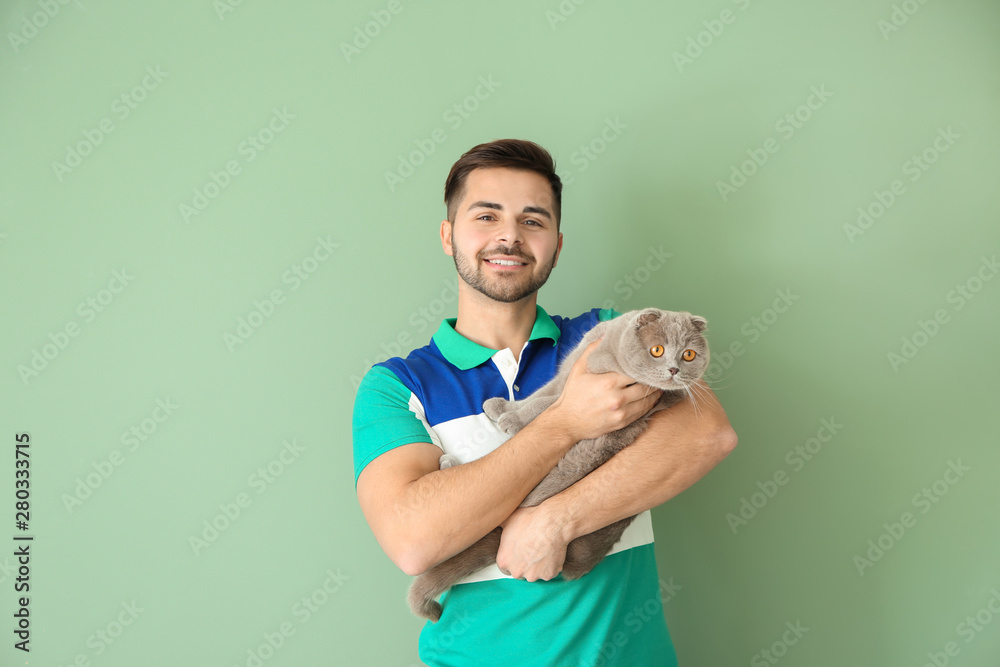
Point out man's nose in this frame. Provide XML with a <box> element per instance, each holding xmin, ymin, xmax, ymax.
<box><xmin>495</xmin><ymin>219</ymin><xmax>523</xmax><ymax>245</ymax></box>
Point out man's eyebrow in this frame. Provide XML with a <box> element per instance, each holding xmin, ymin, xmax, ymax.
<box><xmin>467</xmin><ymin>201</ymin><xmax>552</xmax><ymax>220</ymax></box>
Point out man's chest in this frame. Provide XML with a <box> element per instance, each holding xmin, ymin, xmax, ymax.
<box><xmin>416</xmin><ymin>348</ymin><xmax>561</xmax><ymax>464</ymax></box>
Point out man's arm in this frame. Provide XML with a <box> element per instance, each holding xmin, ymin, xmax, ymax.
<box><xmin>495</xmin><ymin>381</ymin><xmax>736</xmax><ymax>577</ymax></box>
<box><xmin>356</xmin><ymin>340</ymin><xmax>662</xmax><ymax>577</ymax></box>
<box><xmin>358</xmin><ymin>408</ymin><xmax>579</xmax><ymax>577</ymax></box>
<box><xmin>555</xmin><ymin>380</ymin><xmax>737</xmax><ymax>539</ymax></box>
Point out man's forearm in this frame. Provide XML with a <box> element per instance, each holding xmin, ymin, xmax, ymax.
<box><xmin>545</xmin><ymin>384</ymin><xmax>738</xmax><ymax>542</ymax></box>
<box><xmin>398</xmin><ymin>408</ymin><xmax>579</xmax><ymax>575</ymax></box>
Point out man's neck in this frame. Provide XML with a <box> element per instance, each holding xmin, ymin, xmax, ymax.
<box><xmin>452</xmin><ymin>282</ymin><xmax>538</xmax><ymax>363</ymax></box>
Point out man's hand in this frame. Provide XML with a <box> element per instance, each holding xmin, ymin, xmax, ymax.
<box><xmin>495</xmin><ymin>503</ymin><xmax>570</xmax><ymax>582</ymax></box>
<box><xmin>551</xmin><ymin>338</ymin><xmax>664</xmax><ymax>442</ymax></box>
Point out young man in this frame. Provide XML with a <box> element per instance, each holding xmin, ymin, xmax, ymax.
<box><xmin>353</xmin><ymin>139</ymin><xmax>737</xmax><ymax>665</ymax></box>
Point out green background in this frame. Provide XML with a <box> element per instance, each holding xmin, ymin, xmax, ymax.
<box><xmin>2</xmin><ymin>0</ymin><xmax>998</xmax><ymax>665</ymax></box>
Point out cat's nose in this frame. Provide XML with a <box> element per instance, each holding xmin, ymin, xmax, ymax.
<box><xmin>668</xmin><ymin>367</ymin><xmax>679</xmax><ymax>376</ymax></box>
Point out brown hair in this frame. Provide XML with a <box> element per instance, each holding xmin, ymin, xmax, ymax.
<box><xmin>443</xmin><ymin>139</ymin><xmax>562</xmax><ymax>229</ymax></box>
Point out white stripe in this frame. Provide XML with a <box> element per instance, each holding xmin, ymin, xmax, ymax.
<box><xmin>455</xmin><ymin>510</ymin><xmax>655</xmax><ymax>585</ymax></box>
<box><xmin>432</xmin><ymin>411</ymin><xmax>511</xmax><ymax>463</ymax></box>
<box><xmin>407</xmin><ymin>393</ymin><xmax>443</xmax><ymax>451</ymax></box>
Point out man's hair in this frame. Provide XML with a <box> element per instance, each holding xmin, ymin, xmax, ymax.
<box><xmin>443</xmin><ymin>139</ymin><xmax>562</xmax><ymax>229</ymax></box>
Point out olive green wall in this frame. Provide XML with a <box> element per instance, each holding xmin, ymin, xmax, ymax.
<box><xmin>2</xmin><ymin>1</ymin><xmax>998</xmax><ymax>665</ymax></box>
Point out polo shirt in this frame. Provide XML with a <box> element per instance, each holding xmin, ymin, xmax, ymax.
<box><xmin>352</xmin><ymin>305</ymin><xmax>678</xmax><ymax>667</ymax></box>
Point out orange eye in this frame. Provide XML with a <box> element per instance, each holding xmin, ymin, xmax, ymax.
<box><xmin>650</xmin><ymin>345</ymin><xmax>664</xmax><ymax>358</ymax></box>
<box><xmin>682</xmin><ymin>349</ymin><xmax>696</xmax><ymax>361</ymax></box>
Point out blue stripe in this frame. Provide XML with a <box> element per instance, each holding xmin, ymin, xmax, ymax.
<box><xmin>378</xmin><ymin>309</ymin><xmax>605</xmax><ymax>426</ymax></box>
<box><xmin>352</xmin><ymin>307</ymin><xmax>612</xmax><ymax>484</ymax></box>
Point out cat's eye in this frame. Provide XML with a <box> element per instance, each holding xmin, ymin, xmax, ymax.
<box><xmin>650</xmin><ymin>345</ymin><xmax>664</xmax><ymax>358</ymax></box>
<box><xmin>682</xmin><ymin>349</ymin><xmax>696</xmax><ymax>361</ymax></box>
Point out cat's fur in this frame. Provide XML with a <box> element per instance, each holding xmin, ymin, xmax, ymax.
<box><xmin>407</xmin><ymin>308</ymin><xmax>710</xmax><ymax>622</ymax></box>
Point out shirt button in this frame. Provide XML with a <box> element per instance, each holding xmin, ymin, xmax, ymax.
<box><xmin>513</xmin><ymin>385</ymin><xmax>520</xmax><ymax>392</ymax></box>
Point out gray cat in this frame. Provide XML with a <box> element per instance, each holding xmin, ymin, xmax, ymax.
<box><xmin>407</xmin><ymin>308</ymin><xmax>710</xmax><ymax>622</ymax></box>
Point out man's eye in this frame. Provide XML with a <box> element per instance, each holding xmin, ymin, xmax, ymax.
<box><xmin>476</xmin><ymin>215</ymin><xmax>541</xmax><ymax>226</ymax></box>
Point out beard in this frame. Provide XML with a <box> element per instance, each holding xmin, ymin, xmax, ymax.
<box><xmin>451</xmin><ymin>241</ymin><xmax>558</xmax><ymax>304</ymax></box>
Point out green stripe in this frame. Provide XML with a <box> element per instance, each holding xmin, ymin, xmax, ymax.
<box><xmin>352</xmin><ymin>365</ymin><xmax>434</xmax><ymax>488</ymax></box>
<box><xmin>598</xmin><ymin>307</ymin><xmax>623</xmax><ymax>322</ymax></box>
<box><xmin>432</xmin><ymin>304</ymin><xmax>563</xmax><ymax>370</ymax></box>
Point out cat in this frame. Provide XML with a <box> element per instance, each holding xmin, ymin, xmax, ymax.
<box><xmin>407</xmin><ymin>308</ymin><xmax>710</xmax><ymax>622</ymax></box>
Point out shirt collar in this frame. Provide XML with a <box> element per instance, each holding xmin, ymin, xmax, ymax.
<box><xmin>432</xmin><ymin>304</ymin><xmax>561</xmax><ymax>370</ymax></box>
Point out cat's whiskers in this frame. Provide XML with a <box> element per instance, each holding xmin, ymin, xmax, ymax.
<box><xmin>698</xmin><ymin>374</ymin><xmax>734</xmax><ymax>391</ymax></box>
<box><xmin>686</xmin><ymin>380</ymin><xmax>720</xmax><ymax>418</ymax></box>
<box><xmin>681</xmin><ymin>383</ymin><xmax>704</xmax><ymax>418</ymax></box>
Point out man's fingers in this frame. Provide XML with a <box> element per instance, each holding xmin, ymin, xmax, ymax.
<box><xmin>622</xmin><ymin>382</ymin><xmax>663</xmax><ymax>406</ymax></box>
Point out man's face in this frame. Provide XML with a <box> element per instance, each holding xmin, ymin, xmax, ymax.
<box><xmin>441</xmin><ymin>167</ymin><xmax>563</xmax><ymax>304</ymax></box>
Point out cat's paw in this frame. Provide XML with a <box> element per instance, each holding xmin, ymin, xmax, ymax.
<box><xmin>496</xmin><ymin>410</ymin><xmax>525</xmax><ymax>436</ymax></box>
<box><xmin>482</xmin><ymin>397</ymin><xmax>510</xmax><ymax>422</ymax></box>
<box><xmin>438</xmin><ymin>454</ymin><xmax>460</xmax><ymax>470</ymax></box>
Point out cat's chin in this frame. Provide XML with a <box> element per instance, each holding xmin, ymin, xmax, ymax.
<box><xmin>658</xmin><ymin>377</ymin><xmax>691</xmax><ymax>391</ymax></box>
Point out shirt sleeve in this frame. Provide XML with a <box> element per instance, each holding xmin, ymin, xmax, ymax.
<box><xmin>351</xmin><ymin>365</ymin><xmax>440</xmax><ymax>489</ymax></box>
<box><xmin>598</xmin><ymin>307</ymin><xmax>623</xmax><ymax>321</ymax></box>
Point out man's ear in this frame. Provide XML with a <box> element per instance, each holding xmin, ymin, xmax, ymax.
<box><xmin>552</xmin><ymin>232</ymin><xmax>563</xmax><ymax>267</ymax></box>
<box><xmin>440</xmin><ymin>220</ymin><xmax>454</xmax><ymax>256</ymax></box>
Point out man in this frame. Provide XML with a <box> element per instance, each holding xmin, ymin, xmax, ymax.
<box><xmin>353</xmin><ymin>138</ymin><xmax>737</xmax><ymax>665</ymax></box>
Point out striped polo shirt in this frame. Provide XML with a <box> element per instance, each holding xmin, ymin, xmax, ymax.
<box><xmin>352</xmin><ymin>305</ymin><xmax>678</xmax><ymax>667</ymax></box>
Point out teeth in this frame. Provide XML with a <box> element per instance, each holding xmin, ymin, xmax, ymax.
<box><xmin>487</xmin><ymin>259</ymin><xmax>523</xmax><ymax>266</ymax></box>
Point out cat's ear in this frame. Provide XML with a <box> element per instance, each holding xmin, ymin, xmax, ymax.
<box><xmin>689</xmin><ymin>315</ymin><xmax>708</xmax><ymax>332</ymax></box>
<box><xmin>636</xmin><ymin>309</ymin><xmax>660</xmax><ymax>327</ymax></box>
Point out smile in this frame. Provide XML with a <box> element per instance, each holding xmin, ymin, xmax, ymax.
<box><xmin>484</xmin><ymin>258</ymin><xmax>528</xmax><ymax>267</ymax></box>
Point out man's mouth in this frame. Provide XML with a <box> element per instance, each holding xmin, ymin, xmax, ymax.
<box><xmin>484</xmin><ymin>257</ymin><xmax>529</xmax><ymax>267</ymax></box>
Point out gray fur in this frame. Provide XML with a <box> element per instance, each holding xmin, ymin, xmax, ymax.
<box><xmin>407</xmin><ymin>308</ymin><xmax>709</xmax><ymax>622</ymax></box>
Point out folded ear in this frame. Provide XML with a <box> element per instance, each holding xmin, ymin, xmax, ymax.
<box><xmin>690</xmin><ymin>315</ymin><xmax>708</xmax><ymax>332</ymax></box>
<box><xmin>636</xmin><ymin>309</ymin><xmax>660</xmax><ymax>327</ymax></box>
